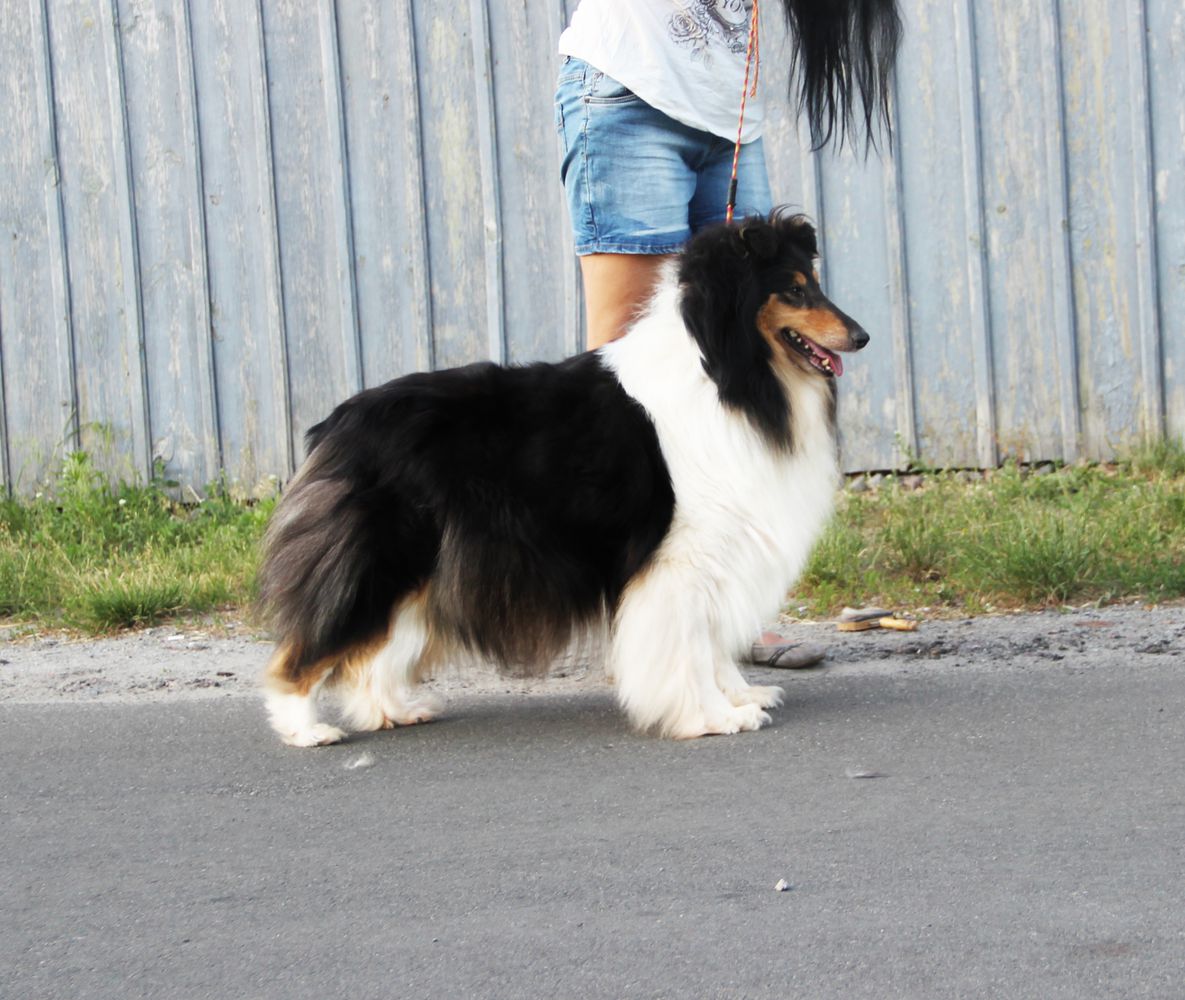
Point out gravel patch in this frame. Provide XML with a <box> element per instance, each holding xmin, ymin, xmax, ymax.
<box><xmin>2</xmin><ymin>603</ymin><xmax>1181</xmax><ymax>705</ymax></box>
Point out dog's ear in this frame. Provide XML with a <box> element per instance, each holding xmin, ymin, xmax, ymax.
<box><xmin>737</xmin><ymin>218</ymin><xmax>779</xmax><ymax>262</ymax></box>
<box><xmin>678</xmin><ymin>220</ymin><xmax>791</xmax><ymax>448</ymax></box>
<box><xmin>777</xmin><ymin>213</ymin><xmax>819</xmax><ymax>259</ymax></box>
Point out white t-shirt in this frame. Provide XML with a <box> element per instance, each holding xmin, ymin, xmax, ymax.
<box><xmin>559</xmin><ymin>0</ymin><xmax>765</xmax><ymax>143</ymax></box>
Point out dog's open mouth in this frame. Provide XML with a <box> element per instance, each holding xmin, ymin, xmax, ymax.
<box><xmin>780</xmin><ymin>328</ymin><xmax>844</xmax><ymax>377</ymax></box>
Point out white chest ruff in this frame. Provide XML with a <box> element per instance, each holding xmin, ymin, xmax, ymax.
<box><xmin>603</xmin><ymin>280</ymin><xmax>840</xmax><ymax>641</ymax></box>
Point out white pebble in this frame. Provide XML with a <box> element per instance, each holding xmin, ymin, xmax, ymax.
<box><xmin>344</xmin><ymin>752</ymin><xmax>376</xmax><ymax>771</ymax></box>
<box><xmin>774</xmin><ymin>878</ymin><xmax>791</xmax><ymax>892</ymax></box>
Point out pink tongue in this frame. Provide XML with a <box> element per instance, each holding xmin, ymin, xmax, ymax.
<box><xmin>829</xmin><ymin>352</ymin><xmax>844</xmax><ymax>377</ymax></box>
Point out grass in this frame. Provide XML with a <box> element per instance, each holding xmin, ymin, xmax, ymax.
<box><xmin>0</xmin><ymin>452</ymin><xmax>272</xmax><ymax>632</ymax></box>
<box><xmin>1</xmin><ymin>444</ymin><xmax>1183</xmax><ymax>635</ymax></box>
<box><xmin>792</xmin><ymin>442</ymin><xmax>1185</xmax><ymax>616</ymax></box>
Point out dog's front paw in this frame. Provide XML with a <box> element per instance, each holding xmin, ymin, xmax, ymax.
<box><xmin>726</xmin><ymin>683</ymin><xmax>785</xmax><ymax>709</ymax></box>
<box><xmin>280</xmin><ymin>723</ymin><xmax>347</xmax><ymax>748</ymax></box>
<box><xmin>669</xmin><ymin>703</ymin><xmax>771</xmax><ymax>739</ymax></box>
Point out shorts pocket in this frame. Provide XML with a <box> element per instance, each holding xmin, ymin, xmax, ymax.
<box><xmin>585</xmin><ymin>70</ymin><xmax>641</xmax><ymax>105</ymax></box>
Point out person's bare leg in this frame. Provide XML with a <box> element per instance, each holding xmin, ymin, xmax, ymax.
<box><xmin>580</xmin><ymin>253</ymin><xmax>674</xmax><ymax>349</ymax></box>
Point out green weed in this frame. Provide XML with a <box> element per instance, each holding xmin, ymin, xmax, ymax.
<box><xmin>0</xmin><ymin>452</ymin><xmax>272</xmax><ymax>633</ymax></box>
<box><xmin>2</xmin><ymin>443</ymin><xmax>1183</xmax><ymax>634</ymax></box>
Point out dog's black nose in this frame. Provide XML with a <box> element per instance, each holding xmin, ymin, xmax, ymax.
<box><xmin>850</xmin><ymin>326</ymin><xmax>870</xmax><ymax>350</ymax></box>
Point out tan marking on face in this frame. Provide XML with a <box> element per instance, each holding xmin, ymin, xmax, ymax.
<box><xmin>756</xmin><ymin>295</ymin><xmax>850</xmax><ymax>352</ymax></box>
<box><xmin>792</xmin><ymin>272</ymin><xmax>809</xmax><ymax>288</ymax></box>
<box><xmin>756</xmin><ymin>298</ymin><xmax>810</xmax><ymax>377</ymax></box>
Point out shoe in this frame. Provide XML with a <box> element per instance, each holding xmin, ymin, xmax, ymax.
<box><xmin>748</xmin><ymin>639</ymin><xmax>827</xmax><ymax>669</ymax></box>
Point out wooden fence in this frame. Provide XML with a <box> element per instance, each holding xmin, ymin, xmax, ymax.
<box><xmin>1</xmin><ymin>0</ymin><xmax>1182</xmax><ymax>493</ymax></box>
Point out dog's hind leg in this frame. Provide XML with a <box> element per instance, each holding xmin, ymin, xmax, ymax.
<box><xmin>611</xmin><ymin>565</ymin><xmax>772</xmax><ymax>739</ymax></box>
<box><xmin>262</xmin><ymin>648</ymin><xmax>346</xmax><ymax>747</ymax></box>
<box><xmin>338</xmin><ymin>591</ymin><xmax>443</xmax><ymax>732</ymax></box>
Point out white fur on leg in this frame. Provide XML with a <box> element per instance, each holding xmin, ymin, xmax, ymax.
<box><xmin>599</xmin><ymin>275</ymin><xmax>842</xmax><ymax>740</ymax></box>
<box><xmin>339</xmin><ymin>596</ymin><xmax>444</xmax><ymax>732</ymax></box>
<box><xmin>612</xmin><ymin>556</ymin><xmax>772</xmax><ymax>739</ymax></box>
<box><xmin>716</xmin><ymin>658</ymin><xmax>785</xmax><ymax>709</ymax></box>
<box><xmin>265</xmin><ymin>686</ymin><xmax>346</xmax><ymax>747</ymax></box>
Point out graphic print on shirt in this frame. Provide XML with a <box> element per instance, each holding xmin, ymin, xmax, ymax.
<box><xmin>667</xmin><ymin>0</ymin><xmax>751</xmax><ymax>64</ymax></box>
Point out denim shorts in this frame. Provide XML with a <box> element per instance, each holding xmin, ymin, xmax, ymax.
<box><xmin>555</xmin><ymin>56</ymin><xmax>772</xmax><ymax>255</ymax></box>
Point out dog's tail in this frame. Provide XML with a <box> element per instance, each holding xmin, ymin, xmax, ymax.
<box><xmin>257</xmin><ymin>447</ymin><xmax>379</xmax><ymax>685</ymax></box>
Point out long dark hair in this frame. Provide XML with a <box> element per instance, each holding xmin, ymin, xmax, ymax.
<box><xmin>778</xmin><ymin>0</ymin><xmax>902</xmax><ymax>150</ymax></box>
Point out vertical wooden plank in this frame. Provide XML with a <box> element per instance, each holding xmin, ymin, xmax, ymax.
<box><xmin>261</xmin><ymin>0</ymin><xmax>358</xmax><ymax>443</ymax></box>
<box><xmin>954</xmin><ymin>0</ymin><xmax>997</xmax><ymax>468</ymax></box>
<box><xmin>881</xmin><ymin>87</ymin><xmax>917</xmax><ymax>467</ymax></box>
<box><xmin>117</xmin><ymin>0</ymin><xmax>220</xmax><ymax>491</ymax></box>
<box><xmin>177</xmin><ymin>0</ymin><xmax>221</xmax><ymax>483</ymax></box>
<box><xmin>33</xmin><ymin>0</ymin><xmax>80</xmax><ymax>461</ymax></box>
<box><xmin>413</xmin><ymin>3</ymin><xmax>487</xmax><ymax>369</ymax></box>
<box><xmin>552</xmin><ymin>0</ymin><xmax>583</xmax><ymax>356</ymax></box>
<box><xmin>1059</xmin><ymin>0</ymin><xmax>1161</xmax><ymax>460</ymax></box>
<box><xmin>103</xmin><ymin>0</ymin><xmax>152</xmax><ymax>481</ymax></box>
<box><xmin>334</xmin><ymin>0</ymin><xmax>433</xmax><ymax>386</ymax></box>
<box><xmin>252</xmin><ymin>0</ymin><xmax>295</xmax><ymax>477</ymax></box>
<box><xmin>815</xmin><ymin>152</ymin><xmax>898</xmax><ymax>471</ymax></box>
<box><xmin>890</xmin><ymin>0</ymin><xmax>996</xmax><ymax>469</ymax></box>
<box><xmin>488</xmin><ymin>0</ymin><xmax>573</xmax><ymax>362</ymax></box>
<box><xmin>974</xmin><ymin>0</ymin><xmax>1077</xmax><ymax>463</ymax></box>
<box><xmin>404</xmin><ymin>0</ymin><xmax>436</xmax><ymax>372</ymax></box>
<box><xmin>1145</xmin><ymin>0</ymin><xmax>1185</xmax><ymax>441</ymax></box>
<box><xmin>44</xmin><ymin>0</ymin><xmax>149</xmax><ymax>483</ymax></box>
<box><xmin>468</xmin><ymin>0</ymin><xmax>505</xmax><ymax>364</ymax></box>
<box><xmin>0</xmin><ymin>0</ymin><xmax>79</xmax><ymax>491</ymax></box>
<box><xmin>0</xmin><ymin>310</ymin><xmax>9</xmax><ymax>491</ymax></box>
<box><xmin>189</xmin><ymin>0</ymin><xmax>293</xmax><ymax>490</ymax></box>
<box><xmin>1124</xmin><ymin>0</ymin><xmax>1164</xmax><ymax>442</ymax></box>
<box><xmin>320</xmin><ymin>0</ymin><xmax>362</xmax><ymax>393</ymax></box>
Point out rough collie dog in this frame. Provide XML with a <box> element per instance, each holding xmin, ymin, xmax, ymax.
<box><xmin>259</xmin><ymin>212</ymin><xmax>869</xmax><ymax>746</ymax></box>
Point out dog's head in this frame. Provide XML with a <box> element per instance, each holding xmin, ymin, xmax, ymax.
<box><xmin>678</xmin><ymin>210</ymin><xmax>869</xmax><ymax>446</ymax></box>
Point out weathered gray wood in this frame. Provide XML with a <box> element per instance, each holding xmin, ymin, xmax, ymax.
<box><xmin>117</xmin><ymin>0</ymin><xmax>220</xmax><ymax>492</ymax></box>
<box><xmin>41</xmin><ymin>0</ymin><xmax>148</xmax><ymax>483</ymax></box>
<box><xmin>1061</xmin><ymin>0</ymin><xmax>1160</xmax><ymax>460</ymax></box>
<box><xmin>188</xmin><ymin>0</ymin><xmax>293</xmax><ymax>491</ymax></box>
<box><xmin>974</xmin><ymin>0</ymin><xmax>1079</xmax><ymax>463</ymax></box>
<box><xmin>487</xmin><ymin>0</ymin><xmax>574</xmax><ymax>362</ymax></box>
<box><xmin>882</xmin><ymin>87</ymin><xmax>916</xmax><ymax>468</ymax></box>
<box><xmin>0</xmin><ymin>0</ymin><xmax>77</xmax><ymax>488</ymax></box>
<box><xmin>334</xmin><ymin>0</ymin><xmax>433</xmax><ymax>385</ymax></box>
<box><xmin>318</xmin><ymin>0</ymin><xmax>362</xmax><ymax>396</ymax></box>
<box><xmin>260</xmin><ymin>0</ymin><xmax>361</xmax><ymax>443</ymax></box>
<box><xmin>412</xmin><ymin>3</ymin><xmax>486</xmax><ymax>370</ymax></box>
<box><xmin>1124</xmin><ymin>0</ymin><xmax>1163</xmax><ymax>443</ymax></box>
<box><xmin>1147</xmin><ymin>0</ymin><xmax>1185</xmax><ymax>442</ymax></box>
<box><xmin>954</xmin><ymin>0</ymin><xmax>997</xmax><ymax>469</ymax></box>
<box><xmin>468</xmin><ymin>0</ymin><xmax>505</xmax><ymax>364</ymax></box>
<box><xmin>2</xmin><ymin>0</ymin><xmax>1183</xmax><ymax>492</ymax></box>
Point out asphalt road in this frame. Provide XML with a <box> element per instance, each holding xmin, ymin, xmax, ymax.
<box><xmin>2</xmin><ymin>618</ymin><xmax>1184</xmax><ymax>999</ymax></box>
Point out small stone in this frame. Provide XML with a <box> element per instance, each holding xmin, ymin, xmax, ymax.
<box><xmin>774</xmin><ymin>878</ymin><xmax>791</xmax><ymax>892</ymax></box>
<box><xmin>845</xmin><ymin>767</ymin><xmax>889</xmax><ymax>779</ymax></box>
<box><xmin>344</xmin><ymin>752</ymin><xmax>376</xmax><ymax>771</ymax></box>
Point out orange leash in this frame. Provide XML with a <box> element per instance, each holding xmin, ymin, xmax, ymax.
<box><xmin>725</xmin><ymin>0</ymin><xmax>761</xmax><ymax>224</ymax></box>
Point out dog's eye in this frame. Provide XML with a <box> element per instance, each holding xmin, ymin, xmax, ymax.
<box><xmin>781</xmin><ymin>286</ymin><xmax>805</xmax><ymax>304</ymax></box>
